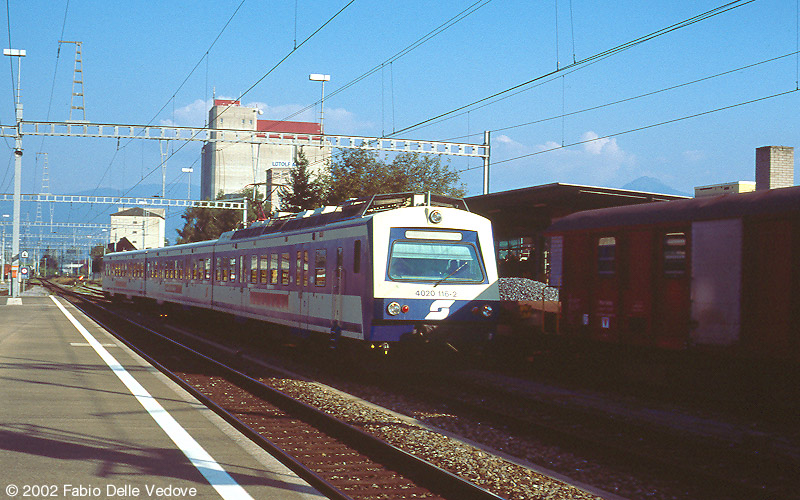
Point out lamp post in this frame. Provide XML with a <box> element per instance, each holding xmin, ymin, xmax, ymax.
<box><xmin>309</xmin><ymin>74</ymin><xmax>330</xmax><ymax>136</ymax></box>
<box><xmin>1</xmin><ymin>214</ymin><xmax>8</xmax><ymax>284</ymax></box>
<box><xmin>4</xmin><ymin>48</ymin><xmax>25</xmax><ymax>299</ymax></box>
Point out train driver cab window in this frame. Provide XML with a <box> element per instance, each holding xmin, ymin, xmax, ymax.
<box><xmin>663</xmin><ymin>232</ymin><xmax>687</xmax><ymax>276</ymax></box>
<box><xmin>597</xmin><ymin>236</ymin><xmax>616</xmax><ymax>276</ymax></box>
<box><xmin>388</xmin><ymin>240</ymin><xmax>484</xmax><ymax>283</ymax></box>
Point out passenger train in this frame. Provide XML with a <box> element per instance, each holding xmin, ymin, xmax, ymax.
<box><xmin>103</xmin><ymin>193</ymin><xmax>500</xmax><ymax>350</ymax></box>
<box><xmin>545</xmin><ymin>185</ymin><xmax>800</xmax><ymax>361</ymax></box>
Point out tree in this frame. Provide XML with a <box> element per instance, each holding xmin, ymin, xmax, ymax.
<box><xmin>175</xmin><ymin>189</ymin><xmax>261</xmax><ymax>244</ymax></box>
<box><xmin>324</xmin><ymin>149</ymin><xmax>465</xmax><ymax>205</ymax></box>
<box><xmin>279</xmin><ymin>151</ymin><xmax>327</xmax><ymax>212</ymax></box>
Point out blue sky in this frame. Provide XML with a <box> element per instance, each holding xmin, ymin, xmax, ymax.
<box><xmin>0</xmin><ymin>0</ymin><xmax>798</xmax><ymax>234</ymax></box>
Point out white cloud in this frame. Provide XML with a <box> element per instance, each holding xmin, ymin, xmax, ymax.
<box><xmin>487</xmin><ymin>130</ymin><xmax>638</xmax><ymax>193</ymax></box>
<box><xmin>682</xmin><ymin>149</ymin><xmax>706</xmax><ymax>162</ymax></box>
<box><xmin>159</xmin><ymin>98</ymin><xmax>210</xmax><ymax>127</ymax></box>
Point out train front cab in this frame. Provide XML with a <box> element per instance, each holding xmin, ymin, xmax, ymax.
<box><xmin>369</xmin><ymin>207</ymin><xmax>500</xmax><ymax>347</ymax></box>
<box><xmin>555</xmin><ymin>225</ymin><xmax>692</xmax><ymax>350</ymax></box>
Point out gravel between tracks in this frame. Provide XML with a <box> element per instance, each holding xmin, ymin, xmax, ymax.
<box><xmin>263</xmin><ymin>375</ymin><xmax>618</xmax><ymax>500</ymax></box>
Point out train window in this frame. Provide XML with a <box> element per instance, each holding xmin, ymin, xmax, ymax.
<box><xmin>296</xmin><ymin>251</ymin><xmax>302</xmax><ymax>286</ymax></box>
<box><xmin>215</xmin><ymin>257</ymin><xmax>221</xmax><ymax>282</ymax></box>
<box><xmin>315</xmin><ymin>249</ymin><xmax>327</xmax><ymax>287</ymax></box>
<box><xmin>663</xmin><ymin>233</ymin><xmax>687</xmax><ymax>276</ymax></box>
<box><xmin>336</xmin><ymin>247</ymin><xmax>343</xmax><ymax>284</ymax></box>
<box><xmin>250</xmin><ymin>255</ymin><xmax>258</xmax><ymax>284</ymax></box>
<box><xmin>353</xmin><ymin>240</ymin><xmax>361</xmax><ymax>274</ymax></box>
<box><xmin>281</xmin><ymin>253</ymin><xmax>290</xmax><ymax>285</ymax></box>
<box><xmin>303</xmin><ymin>250</ymin><xmax>309</xmax><ymax>287</ymax></box>
<box><xmin>260</xmin><ymin>255</ymin><xmax>269</xmax><ymax>284</ymax></box>
<box><xmin>388</xmin><ymin>241</ymin><xmax>484</xmax><ymax>283</ymax></box>
<box><xmin>270</xmin><ymin>253</ymin><xmax>278</xmax><ymax>284</ymax></box>
<box><xmin>229</xmin><ymin>257</ymin><xmax>237</xmax><ymax>282</ymax></box>
<box><xmin>204</xmin><ymin>258</ymin><xmax>211</xmax><ymax>280</ymax></box>
<box><xmin>597</xmin><ymin>237</ymin><xmax>616</xmax><ymax>276</ymax></box>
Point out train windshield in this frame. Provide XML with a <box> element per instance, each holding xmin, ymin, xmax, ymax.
<box><xmin>388</xmin><ymin>240</ymin><xmax>485</xmax><ymax>283</ymax></box>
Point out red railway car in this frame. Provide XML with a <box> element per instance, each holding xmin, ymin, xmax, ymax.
<box><xmin>545</xmin><ymin>185</ymin><xmax>800</xmax><ymax>360</ymax></box>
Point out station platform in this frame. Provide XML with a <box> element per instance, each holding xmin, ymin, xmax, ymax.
<box><xmin>0</xmin><ymin>288</ymin><xmax>325</xmax><ymax>499</ymax></box>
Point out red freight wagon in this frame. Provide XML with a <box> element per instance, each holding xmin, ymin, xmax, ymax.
<box><xmin>546</xmin><ymin>185</ymin><xmax>800</xmax><ymax>360</ymax></box>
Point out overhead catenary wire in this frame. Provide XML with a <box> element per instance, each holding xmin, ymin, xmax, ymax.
<box><xmin>82</xmin><ymin>0</ymin><xmax>355</xmax><ymax>225</ymax></box>
<box><xmin>298</xmin><ymin>0</ymin><xmax>758</xmax><ymax>174</ymax></box>
<box><xmin>385</xmin><ymin>0</ymin><xmax>755</xmax><ymax>140</ymax></box>
<box><xmin>260</xmin><ymin>0</ymin><xmax>493</xmax><ymax>133</ymax></box>
<box><xmin>459</xmin><ymin>88</ymin><xmax>799</xmax><ymax>172</ymax></box>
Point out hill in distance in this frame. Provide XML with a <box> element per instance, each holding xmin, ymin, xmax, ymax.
<box><xmin>621</xmin><ymin>176</ymin><xmax>691</xmax><ymax>197</ymax></box>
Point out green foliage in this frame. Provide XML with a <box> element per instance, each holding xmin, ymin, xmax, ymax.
<box><xmin>324</xmin><ymin>150</ymin><xmax>465</xmax><ymax>205</ymax></box>
<box><xmin>279</xmin><ymin>151</ymin><xmax>327</xmax><ymax>212</ymax></box>
<box><xmin>175</xmin><ymin>189</ymin><xmax>261</xmax><ymax>244</ymax></box>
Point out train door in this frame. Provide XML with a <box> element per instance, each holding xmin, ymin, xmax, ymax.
<box><xmin>332</xmin><ymin>247</ymin><xmax>344</xmax><ymax>329</ymax></box>
<box><xmin>690</xmin><ymin>219</ymin><xmax>742</xmax><ymax>347</ymax></box>
<box><xmin>742</xmin><ymin>218</ymin><xmax>795</xmax><ymax>357</ymax></box>
<box><xmin>653</xmin><ymin>230</ymin><xmax>691</xmax><ymax>349</ymax></box>
<box><xmin>562</xmin><ymin>233</ymin><xmax>592</xmax><ymax>338</ymax></box>
<box><xmin>591</xmin><ymin>235</ymin><xmax>620</xmax><ymax>343</ymax></box>
<box><xmin>620</xmin><ymin>229</ymin><xmax>654</xmax><ymax>345</ymax></box>
<box><xmin>297</xmin><ymin>248</ymin><xmax>310</xmax><ymax>332</ymax></box>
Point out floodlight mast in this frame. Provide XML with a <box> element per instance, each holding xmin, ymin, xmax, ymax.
<box><xmin>309</xmin><ymin>74</ymin><xmax>330</xmax><ymax>136</ymax></box>
<box><xmin>4</xmin><ymin>48</ymin><xmax>25</xmax><ymax>299</ymax></box>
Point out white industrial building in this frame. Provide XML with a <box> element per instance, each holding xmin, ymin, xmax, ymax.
<box><xmin>109</xmin><ymin>207</ymin><xmax>166</xmax><ymax>250</ymax></box>
<box><xmin>200</xmin><ymin>99</ymin><xmax>331</xmax><ymax>210</ymax></box>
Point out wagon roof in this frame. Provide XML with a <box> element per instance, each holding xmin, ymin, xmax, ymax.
<box><xmin>546</xmin><ymin>185</ymin><xmax>800</xmax><ymax>233</ymax></box>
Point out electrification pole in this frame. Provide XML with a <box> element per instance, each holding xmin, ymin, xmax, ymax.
<box><xmin>4</xmin><ymin>48</ymin><xmax>25</xmax><ymax>299</ymax></box>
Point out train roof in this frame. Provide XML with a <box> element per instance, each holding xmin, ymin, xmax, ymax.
<box><xmin>546</xmin><ymin>185</ymin><xmax>800</xmax><ymax>233</ymax></box>
<box><xmin>224</xmin><ymin>192</ymin><xmax>468</xmax><ymax>241</ymax></box>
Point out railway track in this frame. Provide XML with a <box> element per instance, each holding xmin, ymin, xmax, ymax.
<box><xmin>50</xmin><ymin>280</ymin><xmax>800</xmax><ymax>499</ymax></box>
<box><xmin>42</xmin><ymin>281</ymin><xmax>506</xmax><ymax>500</ymax></box>
<box><xmin>377</xmin><ymin>371</ymin><xmax>798</xmax><ymax>500</ymax></box>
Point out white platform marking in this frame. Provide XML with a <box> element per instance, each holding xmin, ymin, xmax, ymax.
<box><xmin>51</xmin><ymin>295</ymin><xmax>253</xmax><ymax>500</ymax></box>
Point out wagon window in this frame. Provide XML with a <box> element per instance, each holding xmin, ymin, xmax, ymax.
<box><xmin>281</xmin><ymin>252</ymin><xmax>290</xmax><ymax>285</ymax></box>
<box><xmin>229</xmin><ymin>257</ymin><xmax>237</xmax><ymax>282</ymax></box>
<box><xmin>663</xmin><ymin>232</ymin><xmax>687</xmax><ymax>276</ymax></box>
<box><xmin>296</xmin><ymin>251</ymin><xmax>302</xmax><ymax>286</ymax></box>
<box><xmin>270</xmin><ymin>253</ymin><xmax>279</xmax><ymax>284</ymax></box>
<box><xmin>260</xmin><ymin>255</ymin><xmax>269</xmax><ymax>284</ymax></box>
<box><xmin>598</xmin><ymin>237</ymin><xmax>616</xmax><ymax>276</ymax></box>
<box><xmin>315</xmin><ymin>249</ymin><xmax>327</xmax><ymax>287</ymax></box>
<box><xmin>250</xmin><ymin>255</ymin><xmax>258</xmax><ymax>284</ymax></box>
<box><xmin>303</xmin><ymin>250</ymin><xmax>309</xmax><ymax>287</ymax></box>
<box><xmin>353</xmin><ymin>240</ymin><xmax>361</xmax><ymax>274</ymax></box>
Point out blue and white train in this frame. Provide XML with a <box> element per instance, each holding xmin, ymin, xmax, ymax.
<box><xmin>103</xmin><ymin>193</ymin><xmax>500</xmax><ymax>349</ymax></box>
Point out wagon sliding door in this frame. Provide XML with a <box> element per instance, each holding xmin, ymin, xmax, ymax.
<box><xmin>690</xmin><ymin>219</ymin><xmax>742</xmax><ymax>347</ymax></box>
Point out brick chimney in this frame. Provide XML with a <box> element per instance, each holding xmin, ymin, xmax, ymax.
<box><xmin>755</xmin><ymin>146</ymin><xmax>794</xmax><ymax>190</ymax></box>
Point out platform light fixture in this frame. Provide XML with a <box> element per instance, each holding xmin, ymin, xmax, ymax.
<box><xmin>309</xmin><ymin>73</ymin><xmax>330</xmax><ymax>136</ymax></box>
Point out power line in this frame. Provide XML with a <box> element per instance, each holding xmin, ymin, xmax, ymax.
<box><xmin>442</xmin><ymin>51</ymin><xmax>798</xmax><ymax>142</ymax></box>
<box><xmin>388</xmin><ymin>0</ymin><xmax>755</xmax><ymax>139</ymax></box>
<box><xmin>82</xmin><ymin>1</ymin><xmax>355</xmax><ymax>224</ymax></box>
<box><xmin>463</xmin><ymin>88</ymin><xmax>798</xmax><ymax>172</ymax></box>
<box><xmin>260</xmin><ymin>0</ymin><xmax>493</xmax><ymax>133</ymax></box>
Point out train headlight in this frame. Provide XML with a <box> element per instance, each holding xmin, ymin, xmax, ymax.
<box><xmin>428</xmin><ymin>210</ymin><xmax>442</xmax><ymax>224</ymax></box>
<box><xmin>387</xmin><ymin>301</ymin><xmax>402</xmax><ymax>316</ymax></box>
<box><xmin>472</xmin><ymin>304</ymin><xmax>494</xmax><ymax>318</ymax></box>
